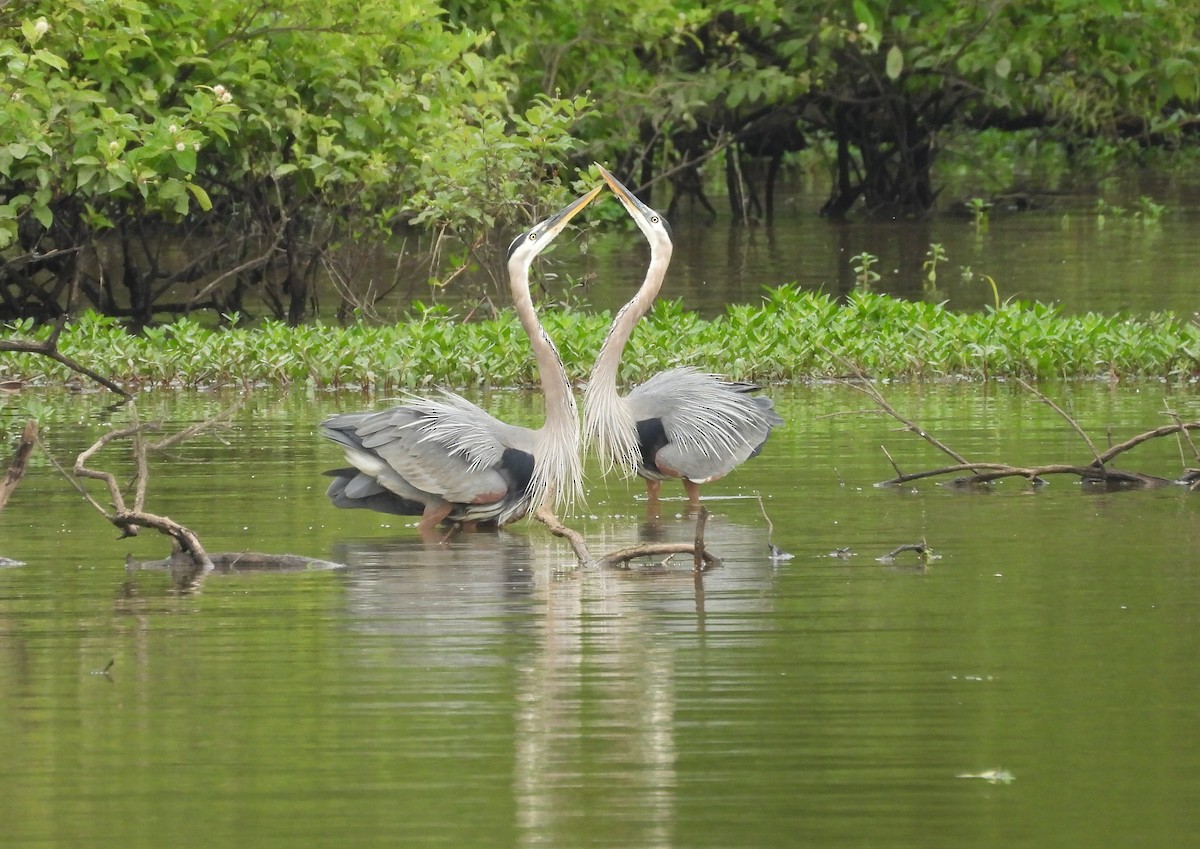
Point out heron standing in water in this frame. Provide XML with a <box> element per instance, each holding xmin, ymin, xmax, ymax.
<box><xmin>584</xmin><ymin>165</ymin><xmax>782</xmax><ymax>508</ymax></box>
<box><xmin>321</xmin><ymin>184</ymin><xmax>603</xmax><ymax>539</ymax></box>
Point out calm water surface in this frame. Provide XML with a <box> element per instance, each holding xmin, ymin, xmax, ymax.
<box><xmin>2</xmin><ymin>385</ymin><xmax>1199</xmax><ymax>848</ymax></box>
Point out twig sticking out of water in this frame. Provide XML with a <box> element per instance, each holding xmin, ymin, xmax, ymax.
<box><xmin>42</xmin><ymin>397</ymin><xmax>246</xmax><ymax>572</ymax></box>
<box><xmin>755</xmin><ymin>493</ymin><xmax>793</xmax><ymax>561</ymax></box>
<box><xmin>831</xmin><ymin>362</ymin><xmax>974</xmax><ymax>470</ymax></box>
<box><xmin>1016</xmin><ymin>378</ymin><xmax>1104</xmax><ymax>468</ymax></box>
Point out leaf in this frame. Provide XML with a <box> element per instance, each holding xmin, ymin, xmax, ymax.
<box><xmin>32</xmin><ymin>202</ymin><xmax>53</xmax><ymax>228</ymax></box>
<box><xmin>852</xmin><ymin>0</ymin><xmax>875</xmax><ymax>32</ymax></box>
<box><xmin>172</xmin><ymin>146</ymin><xmax>197</xmax><ymax>174</ymax></box>
<box><xmin>886</xmin><ymin>45</ymin><xmax>904</xmax><ymax>80</ymax></box>
<box><xmin>995</xmin><ymin>56</ymin><xmax>1012</xmax><ymax>80</ymax></box>
<box><xmin>185</xmin><ymin>182</ymin><xmax>212</xmax><ymax>212</ymax></box>
<box><xmin>1027</xmin><ymin>51</ymin><xmax>1043</xmax><ymax>78</ymax></box>
<box><xmin>32</xmin><ymin>49</ymin><xmax>68</xmax><ymax>72</ymax></box>
<box><xmin>461</xmin><ymin>52</ymin><xmax>484</xmax><ymax>79</ymax></box>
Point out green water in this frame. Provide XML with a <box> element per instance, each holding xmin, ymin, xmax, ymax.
<box><xmin>1</xmin><ymin>385</ymin><xmax>1199</xmax><ymax>848</ymax></box>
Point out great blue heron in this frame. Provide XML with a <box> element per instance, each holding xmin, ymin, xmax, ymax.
<box><xmin>321</xmin><ymin>184</ymin><xmax>604</xmax><ymax>539</ymax></box>
<box><xmin>584</xmin><ymin>165</ymin><xmax>782</xmax><ymax>507</ymax></box>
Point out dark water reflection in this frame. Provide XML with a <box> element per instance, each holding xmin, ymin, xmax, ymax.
<box><xmin>2</xmin><ymin>385</ymin><xmax>1199</xmax><ymax>847</ymax></box>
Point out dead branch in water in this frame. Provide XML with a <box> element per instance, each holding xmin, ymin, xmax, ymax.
<box><xmin>532</xmin><ymin>504</ymin><xmax>592</xmax><ymax>563</ymax></box>
<box><xmin>534</xmin><ymin>504</ymin><xmax>721</xmax><ymax>571</ymax></box>
<box><xmin>878</xmin><ymin>539</ymin><xmax>935</xmax><ymax>565</ymax></box>
<box><xmin>0</xmin><ymin>420</ymin><xmax>37</xmax><ymax>511</ymax></box>
<box><xmin>594</xmin><ymin>541</ymin><xmax>722</xmax><ymax>571</ymax></box>
<box><xmin>0</xmin><ymin>316</ymin><xmax>130</xmax><ymax>396</ymax></box>
<box><xmin>126</xmin><ymin>548</ymin><xmax>346</xmax><ymax>591</ymax></box>
<box><xmin>847</xmin><ymin>377</ymin><xmax>1200</xmax><ymax>489</ymax></box>
<box><xmin>42</xmin><ymin>397</ymin><xmax>247</xmax><ymax>572</ymax></box>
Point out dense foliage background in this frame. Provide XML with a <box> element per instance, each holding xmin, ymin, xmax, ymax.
<box><xmin>1</xmin><ymin>0</ymin><xmax>1198</xmax><ymax>323</ymax></box>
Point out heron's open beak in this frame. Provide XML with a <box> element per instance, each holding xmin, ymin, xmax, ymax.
<box><xmin>542</xmin><ymin>183</ymin><xmax>605</xmax><ymax>238</ymax></box>
<box><xmin>595</xmin><ymin>163</ymin><xmax>655</xmax><ymax>218</ymax></box>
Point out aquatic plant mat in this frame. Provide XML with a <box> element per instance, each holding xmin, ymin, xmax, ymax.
<box><xmin>5</xmin><ymin>291</ymin><xmax>1200</xmax><ymax>389</ymax></box>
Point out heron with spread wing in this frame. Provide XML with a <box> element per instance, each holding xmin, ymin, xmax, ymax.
<box><xmin>584</xmin><ymin>165</ymin><xmax>782</xmax><ymax>507</ymax></box>
<box><xmin>321</xmin><ymin>184</ymin><xmax>603</xmax><ymax>539</ymax></box>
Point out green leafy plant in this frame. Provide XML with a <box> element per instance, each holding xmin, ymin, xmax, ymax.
<box><xmin>850</xmin><ymin>251</ymin><xmax>881</xmax><ymax>292</ymax></box>
<box><xmin>922</xmin><ymin>243</ymin><xmax>948</xmax><ymax>295</ymax></box>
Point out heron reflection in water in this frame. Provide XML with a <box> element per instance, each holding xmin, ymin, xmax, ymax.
<box><xmin>321</xmin><ymin>185</ymin><xmax>603</xmax><ymax>540</ymax></box>
<box><xmin>584</xmin><ymin>165</ymin><xmax>782</xmax><ymax>509</ymax></box>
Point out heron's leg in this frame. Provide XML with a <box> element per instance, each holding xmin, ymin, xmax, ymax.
<box><xmin>682</xmin><ymin>479</ymin><xmax>702</xmax><ymax>506</ymax></box>
<box><xmin>418</xmin><ymin>501</ymin><xmax>454</xmax><ymax>540</ymax></box>
<box><xmin>644</xmin><ymin>478</ymin><xmax>662</xmax><ymax>505</ymax></box>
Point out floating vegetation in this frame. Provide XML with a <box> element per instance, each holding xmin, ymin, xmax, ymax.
<box><xmin>3</xmin><ymin>288</ymin><xmax>1200</xmax><ymax>390</ymax></box>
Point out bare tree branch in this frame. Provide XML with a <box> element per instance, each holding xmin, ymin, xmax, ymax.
<box><xmin>534</xmin><ymin>503</ymin><xmax>721</xmax><ymax>570</ymax></box>
<box><xmin>1017</xmin><ymin>378</ymin><xmax>1104</xmax><ymax>468</ymax></box>
<box><xmin>0</xmin><ymin>420</ymin><xmax>37</xmax><ymax>511</ymax></box>
<box><xmin>44</xmin><ymin>401</ymin><xmax>252</xmax><ymax>571</ymax></box>
<box><xmin>841</xmin><ymin>377</ymin><xmax>974</xmax><ymax>467</ymax></box>
<box><xmin>533</xmin><ymin>504</ymin><xmax>592</xmax><ymax>564</ymax></box>
<box><xmin>594</xmin><ymin>542</ymin><xmax>722</xmax><ymax>571</ymax></box>
<box><xmin>0</xmin><ymin>315</ymin><xmax>130</xmax><ymax>396</ymax></box>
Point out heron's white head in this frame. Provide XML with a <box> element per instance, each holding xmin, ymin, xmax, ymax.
<box><xmin>506</xmin><ymin>183</ymin><xmax>604</xmax><ymax>277</ymax></box>
<box><xmin>595</xmin><ymin>163</ymin><xmax>674</xmax><ymax>263</ymax></box>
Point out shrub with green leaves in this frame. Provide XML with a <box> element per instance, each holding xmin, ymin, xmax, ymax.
<box><xmin>0</xmin><ymin>1</ymin><xmax>595</xmax><ymax>323</ymax></box>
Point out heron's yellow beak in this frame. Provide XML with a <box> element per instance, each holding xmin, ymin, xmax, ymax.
<box><xmin>595</xmin><ymin>163</ymin><xmax>655</xmax><ymax>218</ymax></box>
<box><xmin>546</xmin><ymin>183</ymin><xmax>605</xmax><ymax>233</ymax></box>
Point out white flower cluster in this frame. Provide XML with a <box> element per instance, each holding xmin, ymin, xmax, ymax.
<box><xmin>212</xmin><ymin>84</ymin><xmax>233</xmax><ymax>104</ymax></box>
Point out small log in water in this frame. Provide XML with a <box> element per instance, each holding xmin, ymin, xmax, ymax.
<box><xmin>127</xmin><ymin>551</ymin><xmax>347</xmax><ymax>574</ymax></box>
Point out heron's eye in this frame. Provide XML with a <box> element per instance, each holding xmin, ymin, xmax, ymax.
<box><xmin>529</xmin><ymin>233</ymin><xmax>538</xmax><ymax>241</ymax></box>
<box><xmin>651</xmin><ymin>216</ymin><xmax>660</xmax><ymax>224</ymax></box>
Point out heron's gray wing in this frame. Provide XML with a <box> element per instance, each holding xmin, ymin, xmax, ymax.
<box><xmin>324</xmin><ymin>468</ymin><xmax>426</xmax><ymax>515</ymax></box>
<box><xmin>627</xmin><ymin>367</ymin><xmax>782</xmax><ymax>482</ymax></box>
<box><xmin>326</xmin><ymin>392</ymin><xmax>533</xmax><ymax>505</ymax></box>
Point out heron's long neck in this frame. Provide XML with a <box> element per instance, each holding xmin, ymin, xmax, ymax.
<box><xmin>509</xmin><ymin>265</ymin><xmax>582</xmax><ymax>509</ymax></box>
<box><xmin>591</xmin><ymin>245</ymin><xmax>671</xmax><ymax>390</ymax></box>
<box><xmin>584</xmin><ymin>240</ymin><xmax>672</xmax><ymax>474</ymax></box>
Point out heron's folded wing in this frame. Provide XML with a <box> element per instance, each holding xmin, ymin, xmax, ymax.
<box><xmin>353</xmin><ymin>393</ymin><xmax>529</xmax><ymax>505</ymax></box>
<box><xmin>629</xmin><ymin>368</ymin><xmax>781</xmax><ymax>481</ymax></box>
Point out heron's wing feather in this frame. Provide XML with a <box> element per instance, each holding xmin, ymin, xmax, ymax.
<box><xmin>327</xmin><ymin>393</ymin><xmax>532</xmax><ymax>505</ymax></box>
<box><xmin>627</xmin><ymin>367</ymin><xmax>782</xmax><ymax>481</ymax></box>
